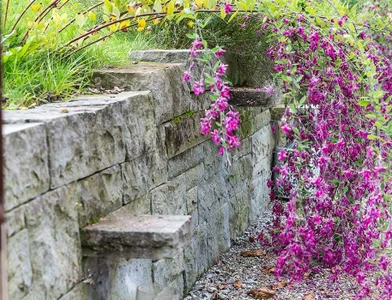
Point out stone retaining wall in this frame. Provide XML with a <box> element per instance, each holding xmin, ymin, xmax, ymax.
<box><xmin>5</xmin><ymin>62</ymin><xmax>276</xmax><ymax>299</ymax></box>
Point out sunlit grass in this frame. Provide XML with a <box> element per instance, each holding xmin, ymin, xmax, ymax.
<box><xmin>3</xmin><ymin>0</ymin><xmax>157</xmax><ymax>108</ymax></box>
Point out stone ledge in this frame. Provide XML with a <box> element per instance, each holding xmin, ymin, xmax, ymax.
<box><xmin>82</xmin><ymin>215</ymin><xmax>191</xmax><ymax>260</ymax></box>
<box><xmin>130</xmin><ymin>50</ymin><xmax>192</xmax><ymax>64</ymax></box>
<box><xmin>230</xmin><ymin>87</ymin><xmax>281</xmax><ymax>108</ymax></box>
<box><xmin>93</xmin><ymin>64</ymin><xmax>192</xmax><ymax>124</ymax></box>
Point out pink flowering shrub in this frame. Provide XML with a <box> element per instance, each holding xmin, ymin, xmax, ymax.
<box><xmin>254</xmin><ymin>4</ymin><xmax>392</xmax><ymax>299</ymax></box>
<box><xmin>180</xmin><ymin>1</ymin><xmax>391</xmax><ymax>298</ymax></box>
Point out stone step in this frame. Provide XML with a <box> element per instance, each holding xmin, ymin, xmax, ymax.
<box><xmin>230</xmin><ymin>87</ymin><xmax>281</xmax><ymax>109</ymax></box>
<box><xmin>130</xmin><ymin>49</ymin><xmax>192</xmax><ymax>64</ymax></box>
<box><xmin>93</xmin><ymin>65</ymin><xmax>280</xmax><ymax>112</ymax></box>
<box><xmin>82</xmin><ymin>215</ymin><xmax>191</xmax><ymax>260</ymax></box>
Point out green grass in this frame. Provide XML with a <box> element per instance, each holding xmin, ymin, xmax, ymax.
<box><xmin>2</xmin><ymin>0</ymin><xmax>157</xmax><ymax>108</ymax></box>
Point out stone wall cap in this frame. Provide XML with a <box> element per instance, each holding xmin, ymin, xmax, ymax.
<box><xmin>2</xmin><ymin>91</ymin><xmax>151</xmax><ymax>124</ymax></box>
<box><xmin>82</xmin><ymin>215</ymin><xmax>191</xmax><ymax>259</ymax></box>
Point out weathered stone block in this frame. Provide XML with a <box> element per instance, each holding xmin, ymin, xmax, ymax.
<box><xmin>74</xmin><ymin>165</ymin><xmax>123</xmax><ymax>228</ymax></box>
<box><xmin>186</xmin><ymin>186</ymin><xmax>198</xmax><ymax>214</ymax></box>
<box><xmin>110</xmin><ymin>193</ymin><xmax>151</xmax><ymax>216</ymax></box>
<box><xmin>249</xmin><ymin>175</ymin><xmax>271</xmax><ymax>223</ymax></box>
<box><xmin>167</xmin><ymin>142</ymin><xmax>205</xmax><ymax>179</ymax></box>
<box><xmin>82</xmin><ymin>256</ymin><xmax>111</xmax><ymax>300</ymax></box>
<box><xmin>58</xmin><ymin>283</ymin><xmax>88</xmax><ymax>300</ymax></box>
<box><xmin>122</xmin><ymin>148</ymin><xmax>167</xmax><ymax>204</ymax></box>
<box><xmin>110</xmin><ymin>258</ymin><xmax>153</xmax><ymax>300</ymax></box>
<box><xmin>238</xmin><ymin>109</ymin><xmax>271</xmax><ymax>139</ymax></box>
<box><xmin>195</xmin><ymin>222</ymin><xmax>209</xmax><ymax>274</ymax></box>
<box><xmin>93</xmin><ymin>64</ymin><xmax>192</xmax><ymax>123</ymax></box>
<box><xmin>251</xmin><ymin>125</ymin><xmax>275</xmax><ymax>163</ymax></box>
<box><xmin>25</xmin><ymin>187</ymin><xmax>82</xmax><ymax>300</ymax></box>
<box><xmin>6</xmin><ymin>206</ymin><xmax>25</xmax><ymax>237</ymax></box>
<box><xmin>231</xmin><ymin>137</ymin><xmax>251</xmax><ymax>163</ymax></box>
<box><xmin>207</xmin><ymin>203</ymin><xmax>230</xmax><ymax>266</ymax></box>
<box><xmin>252</xmin><ymin>157</ymin><xmax>272</xmax><ymax>181</ymax></box>
<box><xmin>180</xmin><ymin>163</ymin><xmax>205</xmax><ymax>191</ymax></box>
<box><xmin>151</xmin><ymin>181</ymin><xmax>187</xmax><ymax>215</ymax></box>
<box><xmin>152</xmin><ymin>253</ymin><xmax>184</xmax><ymax>292</ymax></box>
<box><xmin>227</xmin><ymin>154</ymin><xmax>253</xmax><ymax>199</ymax></box>
<box><xmin>183</xmin><ymin>238</ymin><xmax>197</xmax><ymax>292</ymax></box>
<box><xmin>3</xmin><ymin>123</ymin><xmax>49</xmax><ymax>211</ymax></box>
<box><xmin>120</xmin><ymin>91</ymin><xmax>158</xmax><ymax>160</ymax></box>
<box><xmin>202</xmin><ymin>147</ymin><xmax>222</xmax><ymax>179</ymax></box>
<box><xmin>82</xmin><ymin>215</ymin><xmax>191</xmax><ymax>260</ymax></box>
<box><xmin>8</xmin><ymin>229</ymin><xmax>33</xmax><ymax>300</ymax></box>
<box><xmin>47</xmin><ymin>104</ymin><xmax>125</xmax><ymax>189</ymax></box>
<box><xmin>197</xmin><ymin>173</ymin><xmax>229</xmax><ymax>224</ymax></box>
<box><xmin>229</xmin><ymin>191</ymin><xmax>251</xmax><ymax>239</ymax></box>
<box><xmin>163</xmin><ymin>111</ymin><xmax>208</xmax><ymax>158</ymax></box>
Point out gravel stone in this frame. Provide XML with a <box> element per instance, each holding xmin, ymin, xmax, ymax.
<box><xmin>185</xmin><ymin>211</ymin><xmax>359</xmax><ymax>300</ymax></box>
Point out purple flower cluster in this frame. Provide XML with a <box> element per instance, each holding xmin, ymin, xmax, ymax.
<box><xmin>258</xmin><ymin>10</ymin><xmax>392</xmax><ymax>299</ymax></box>
<box><xmin>199</xmin><ymin>61</ymin><xmax>241</xmax><ymax>155</ymax></box>
<box><xmin>185</xmin><ymin>37</ymin><xmax>241</xmax><ymax>155</ymax></box>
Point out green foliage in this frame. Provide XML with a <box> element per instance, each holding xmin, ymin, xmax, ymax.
<box><xmin>2</xmin><ymin>0</ymin><xmax>156</xmax><ymax>108</ymax></box>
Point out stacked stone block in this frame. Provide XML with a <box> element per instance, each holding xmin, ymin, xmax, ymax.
<box><xmin>5</xmin><ymin>62</ymin><xmax>276</xmax><ymax>299</ymax></box>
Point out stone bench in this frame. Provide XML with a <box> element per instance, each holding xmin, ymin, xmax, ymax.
<box><xmin>82</xmin><ymin>215</ymin><xmax>191</xmax><ymax>260</ymax></box>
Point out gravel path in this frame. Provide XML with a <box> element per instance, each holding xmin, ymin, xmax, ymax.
<box><xmin>184</xmin><ymin>212</ymin><xmax>359</xmax><ymax>300</ymax></box>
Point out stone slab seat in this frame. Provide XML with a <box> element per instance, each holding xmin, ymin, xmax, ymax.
<box><xmin>81</xmin><ymin>215</ymin><xmax>191</xmax><ymax>260</ymax></box>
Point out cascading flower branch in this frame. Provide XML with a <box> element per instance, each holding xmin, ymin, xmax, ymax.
<box><xmin>179</xmin><ymin>0</ymin><xmax>392</xmax><ymax>299</ymax></box>
<box><xmin>255</xmin><ymin>4</ymin><xmax>392</xmax><ymax>299</ymax></box>
<box><xmin>183</xmin><ymin>33</ymin><xmax>241</xmax><ymax>156</ymax></box>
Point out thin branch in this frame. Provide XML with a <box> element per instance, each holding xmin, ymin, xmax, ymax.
<box><xmin>62</xmin><ymin>17</ymin><xmax>159</xmax><ymax>59</ymax></box>
<box><xmin>21</xmin><ymin>0</ymin><xmax>60</xmax><ymax>42</ymax></box>
<box><xmin>60</xmin><ymin>9</ymin><xmax>234</xmax><ymax>50</ymax></box>
<box><xmin>57</xmin><ymin>8</ymin><xmax>251</xmax><ymax>53</ymax></box>
<box><xmin>43</xmin><ymin>0</ymin><xmax>72</xmax><ymax>32</ymax></box>
<box><xmin>37</xmin><ymin>0</ymin><xmax>61</xmax><ymax>23</ymax></box>
<box><xmin>3</xmin><ymin>0</ymin><xmax>11</xmax><ymax>27</ymax></box>
<box><xmin>10</xmin><ymin>0</ymin><xmax>37</xmax><ymax>33</ymax></box>
<box><xmin>58</xmin><ymin>1</ymin><xmax>104</xmax><ymax>34</ymax></box>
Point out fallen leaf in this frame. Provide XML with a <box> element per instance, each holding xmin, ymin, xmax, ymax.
<box><xmin>303</xmin><ymin>291</ymin><xmax>315</xmax><ymax>300</ymax></box>
<box><xmin>233</xmin><ymin>280</ymin><xmax>242</xmax><ymax>289</ymax></box>
<box><xmin>241</xmin><ymin>249</ymin><xmax>266</xmax><ymax>257</ymax></box>
<box><xmin>217</xmin><ymin>284</ymin><xmax>228</xmax><ymax>290</ymax></box>
<box><xmin>249</xmin><ymin>233</ymin><xmax>255</xmax><ymax>243</ymax></box>
<box><xmin>60</xmin><ymin>108</ymin><xmax>69</xmax><ymax>113</ymax></box>
<box><xmin>273</xmin><ymin>279</ymin><xmax>288</xmax><ymax>289</ymax></box>
<box><xmin>247</xmin><ymin>287</ymin><xmax>276</xmax><ymax>299</ymax></box>
<box><xmin>261</xmin><ymin>265</ymin><xmax>276</xmax><ymax>274</ymax></box>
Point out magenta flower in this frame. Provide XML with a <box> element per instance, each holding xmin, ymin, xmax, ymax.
<box><xmin>224</xmin><ymin>2</ymin><xmax>233</xmax><ymax>14</ymax></box>
<box><xmin>215</xmin><ymin>97</ymin><xmax>228</xmax><ymax>112</ymax></box>
<box><xmin>281</xmin><ymin>124</ymin><xmax>292</xmax><ymax>135</ymax></box>
<box><xmin>193</xmin><ymin>80</ymin><xmax>204</xmax><ymax>95</ymax></box>
<box><xmin>221</xmin><ymin>86</ymin><xmax>231</xmax><ymax>98</ymax></box>
<box><xmin>217</xmin><ymin>64</ymin><xmax>228</xmax><ymax>74</ymax></box>
<box><xmin>215</xmin><ymin>49</ymin><xmax>226</xmax><ymax>58</ymax></box>
<box><xmin>200</xmin><ymin>117</ymin><xmax>211</xmax><ymax>136</ymax></box>
<box><xmin>182</xmin><ymin>72</ymin><xmax>192</xmax><ymax>83</ymax></box>
<box><xmin>211</xmin><ymin>129</ymin><xmax>221</xmax><ymax>145</ymax></box>
<box><xmin>218</xmin><ymin>147</ymin><xmax>225</xmax><ymax>155</ymax></box>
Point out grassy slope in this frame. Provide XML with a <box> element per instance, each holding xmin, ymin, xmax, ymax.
<box><xmin>3</xmin><ymin>0</ymin><xmax>158</xmax><ymax>108</ymax></box>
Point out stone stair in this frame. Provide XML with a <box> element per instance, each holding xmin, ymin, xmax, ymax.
<box><xmin>82</xmin><ymin>214</ymin><xmax>191</xmax><ymax>260</ymax></box>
